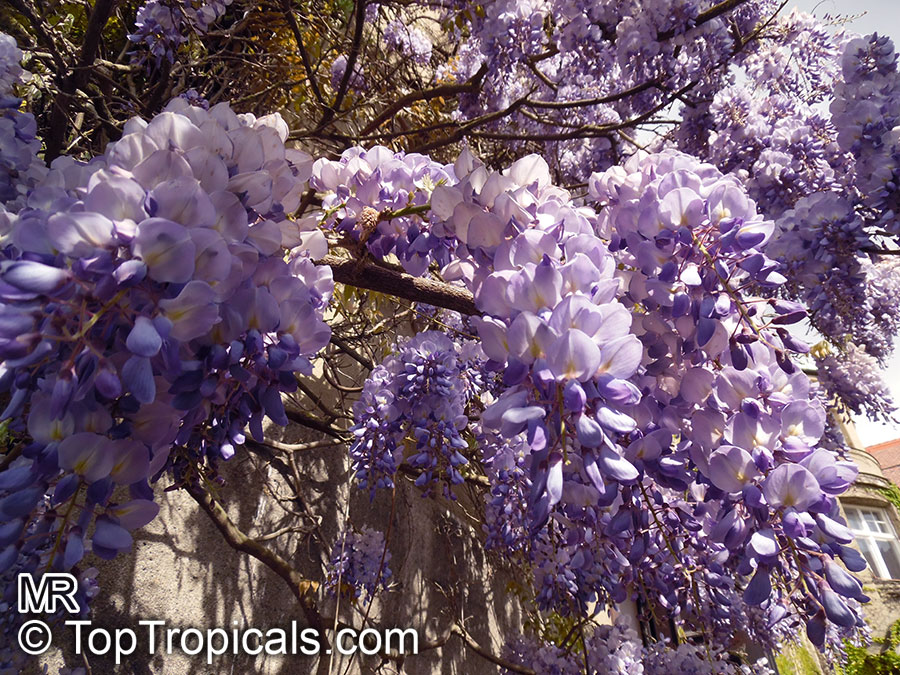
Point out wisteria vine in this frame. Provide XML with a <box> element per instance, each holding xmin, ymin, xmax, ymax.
<box><xmin>2</xmin><ymin>1</ymin><xmax>900</xmax><ymax>671</ymax></box>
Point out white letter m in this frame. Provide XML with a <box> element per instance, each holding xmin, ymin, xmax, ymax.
<box><xmin>17</xmin><ymin>573</ymin><xmax>79</xmax><ymax>614</ymax></box>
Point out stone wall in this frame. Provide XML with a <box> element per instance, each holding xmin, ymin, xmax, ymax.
<box><xmin>35</xmin><ymin>424</ymin><xmax>526</xmax><ymax>674</ymax></box>
<box><xmin>838</xmin><ymin>471</ymin><xmax>900</xmax><ymax>642</ymax></box>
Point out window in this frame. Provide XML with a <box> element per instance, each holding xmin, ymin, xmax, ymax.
<box><xmin>844</xmin><ymin>505</ymin><xmax>900</xmax><ymax>579</ymax></box>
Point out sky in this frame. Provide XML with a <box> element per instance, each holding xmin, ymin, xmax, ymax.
<box><xmin>788</xmin><ymin>1</ymin><xmax>900</xmax><ymax>446</ymax></box>
<box><xmin>791</xmin><ymin>0</ymin><xmax>900</xmax><ymax>38</ymax></box>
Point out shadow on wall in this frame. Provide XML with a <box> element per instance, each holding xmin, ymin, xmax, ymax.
<box><xmin>35</xmin><ymin>422</ymin><xmax>525</xmax><ymax>675</ymax></box>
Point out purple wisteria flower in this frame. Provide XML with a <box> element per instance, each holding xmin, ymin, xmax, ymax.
<box><xmin>310</xmin><ymin>146</ymin><xmax>455</xmax><ymax>274</ymax></box>
<box><xmin>129</xmin><ymin>0</ymin><xmax>232</xmax><ymax>68</ymax></box>
<box><xmin>350</xmin><ymin>331</ymin><xmax>484</xmax><ymax>497</ymax></box>
<box><xmin>325</xmin><ymin>527</ymin><xmax>392</xmax><ymax>602</ymax></box>
<box><xmin>0</xmin><ymin>86</ymin><xmax>330</xmax><ymax>653</ymax></box>
<box><xmin>383</xmin><ymin>19</ymin><xmax>433</xmax><ymax>64</ymax></box>
<box><xmin>2</xmin><ymin>7</ymin><xmax>891</xmax><ymax>666</ymax></box>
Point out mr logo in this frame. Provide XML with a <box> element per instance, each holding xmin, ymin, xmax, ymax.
<box><xmin>17</xmin><ymin>573</ymin><xmax>79</xmax><ymax>614</ymax></box>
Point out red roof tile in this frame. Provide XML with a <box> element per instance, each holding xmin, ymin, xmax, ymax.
<box><xmin>868</xmin><ymin>438</ymin><xmax>900</xmax><ymax>486</ymax></box>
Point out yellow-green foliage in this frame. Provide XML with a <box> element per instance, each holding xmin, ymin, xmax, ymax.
<box><xmin>876</xmin><ymin>483</ymin><xmax>900</xmax><ymax>513</ymax></box>
<box><xmin>775</xmin><ymin>642</ymin><xmax>822</xmax><ymax>675</ymax></box>
<box><xmin>838</xmin><ymin>620</ymin><xmax>900</xmax><ymax>674</ymax></box>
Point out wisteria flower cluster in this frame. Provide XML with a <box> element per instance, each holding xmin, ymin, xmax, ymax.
<box><xmin>439</xmin><ymin>0</ymin><xmax>784</xmax><ymax>182</ymax></box>
<box><xmin>0</xmin><ymin>85</ymin><xmax>332</xmax><ymax>662</ymax></box>
<box><xmin>0</xmin><ymin>34</ymin><xmax>27</xmax><ymax>96</ymax></box>
<box><xmin>815</xmin><ymin>343</ymin><xmax>896</xmax><ymax>422</ymax></box>
<box><xmin>383</xmin><ymin>20</ymin><xmax>433</xmax><ymax>65</ymax></box>
<box><xmin>368</xmin><ymin>148</ymin><xmax>871</xmax><ymax>646</ymax></box>
<box><xmin>329</xmin><ymin>55</ymin><xmax>367</xmax><ymax>94</ymax></box>
<box><xmin>768</xmin><ymin>193</ymin><xmax>895</xmax><ymax>361</ymax></box>
<box><xmin>503</xmin><ymin>617</ymin><xmax>774</xmax><ymax>674</ymax></box>
<box><xmin>349</xmin><ymin>330</ymin><xmax>484</xmax><ymax>497</ymax></box>
<box><xmin>683</xmin><ymin>26</ymin><xmax>900</xmax><ymax>422</ymax></box>
<box><xmin>681</xmin><ymin>10</ymin><xmax>851</xmax><ymax>219</ymax></box>
<box><xmin>129</xmin><ymin>0</ymin><xmax>232</xmax><ymax>68</ymax></box>
<box><xmin>309</xmin><ymin>146</ymin><xmax>456</xmax><ymax>275</ymax></box>
<box><xmin>4</xmin><ymin>6</ymin><xmax>899</xmax><ymax>669</ymax></box>
<box><xmin>588</xmin><ymin>151</ymin><xmax>867</xmax><ymax>647</ymax></box>
<box><xmin>325</xmin><ymin>527</ymin><xmax>391</xmax><ymax>602</ymax></box>
<box><xmin>0</xmin><ymin>35</ymin><xmax>45</xmax><ymax>211</ymax></box>
<box><xmin>744</xmin><ymin>9</ymin><xmax>845</xmax><ymax>103</ymax></box>
<box><xmin>831</xmin><ymin>32</ymin><xmax>900</xmax><ymax>233</ymax></box>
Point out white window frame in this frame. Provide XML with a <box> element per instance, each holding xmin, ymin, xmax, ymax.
<box><xmin>844</xmin><ymin>504</ymin><xmax>900</xmax><ymax>580</ymax></box>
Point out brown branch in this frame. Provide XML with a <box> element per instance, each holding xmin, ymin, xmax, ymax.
<box><xmin>408</xmin><ymin>95</ymin><xmax>530</xmax><ymax>155</ymax></box>
<box><xmin>191</xmin><ymin>475</ymin><xmax>527</xmax><ymax>674</ymax></box>
<box><xmin>472</xmin><ymin>80</ymin><xmax>696</xmax><ymax>143</ymax></box>
<box><xmin>45</xmin><ymin>0</ymin><xmax>118</xmax><ymax>161</ymax></box>
<box><xmin>254</xmin><ymin>438</ymin><xmax>344</xmax><ymax>453</ymax></box>
<box><xmin>319</xmin><ymin>254</ymin><xmax>480</xmax><ymax>316</ymax></box>
<box><xmin>185</xmin><ymin>483</ymin><xmax>324</xmax><ymax>632</ymax></box>
<box><xmin>862</xmin><ymin>247</ymin><xmax>900</xmax><ymax>255</ymax></box>
<box><xmin>291</xmin><ymin>116</ymin><xmax>461</xmax><ymax>144</ymax></box>
<box><xmin>451</xmin><ymin>625</ymin><xmax>536</xmax><ymax>675</ymax></box>
<box><xmin>398</xmin><ymin>463</ymin><xmax>490</xmax><ymax>489</ymax></box>
<box><xmin>658</xmin><ymin>0</ymin><xmax>751</xmax><ymax>41</ymax></box>
<box><xmin>525</xmin><ymin>46</ymin><xmax>559</xmax><ymax>64</ymax></box>
<box><xmin>524</xmin><ymin>78</ymin><xmax>660</xmax><ymax>110</ymax></box>
<box><xmin>330</xmin><ymin>335</ymin><xmax>374</xmax><ymax>370</ymax></box>
<box><xmin>359</xmin><ymin>63</ymin><xmax>488</xmax><ymax>137</ymax></box>
<box><xmin>316</xmin><ymin>0</ymin><xmax>366</xmax><ymax>131</ymax></box>
<box><xmin>294</xmin><ymin>378</ymin><xmax>342</xmax><ymax>420</ymax></box>
<box><xmin>374</xmin><ymin>622</ymin><xmax>535</xmax><ymax>673</ymax></box>
<box><xmin>285</xmin><ymin>408</ymin><xmax>349</xmax><ymax>439</ymax></box>
<box><xmin>0</xmin><ymin>445</ymin><xmax>22</xmax><ymax>474</ymax></box>
<box><xmin>282</xmin><ymin>0</ymin><xmax>325</xmax><ymax>106</ymax></box>
<box><xmin>525</xmin><ymin>59</ymin><xmax>558</xmax><ymax>91</ymax></box>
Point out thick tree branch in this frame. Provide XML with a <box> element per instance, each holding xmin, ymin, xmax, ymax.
<box><xmin>360</xmin><ymin>63</ymin><xmax>488</xmax><ymax>136</ymax></box>
<box><xmin>282</xmin><ymin>0</ymin><xmax>325</xmax><ymax>106</ymax></box>
<box><xmin>45</xmin><ymin>0</ymin><xmax>117</xmax><ymax>160</ymax></box>
<box><xmin>524</xmin><ymin>79</ymin><xmax>661</xmax><ymax>110</ymax></box>
<box><xmin>185</xmin><ymin>483</ymin><xmax>324</xmax><ymax>632</ymax></box>
<box><xmin>450</xmin><ymin>625</ymin><xmax>536</xmax><ymax>675</ymax></box>
<box><xmin>285</xmin><ymin>408</ymin><xmax>349</xmax><ymax>439</ymax></box>
<box><xmin>319</xmin><ymin>254</ymin><xmax>480</xmax><ymax>316</ymax></box>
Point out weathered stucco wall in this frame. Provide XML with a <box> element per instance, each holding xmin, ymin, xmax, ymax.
<box><xmin>35</xmin><ymin>422</ymin><xmax>526</xmax><ymax>674</ymax></box>
<box><xmin>838</xmin><ymin>472</ymin><xmax>900</xmax><ymax>642</ymax></box>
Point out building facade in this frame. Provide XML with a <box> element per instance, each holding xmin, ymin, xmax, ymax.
<box><xmin>837</xmin><ymin>425</ymin><xmax>900</xmax><ymax>641</ymax></box>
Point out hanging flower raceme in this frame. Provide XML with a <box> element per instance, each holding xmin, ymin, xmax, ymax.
<box><xmin>349</xmin><ymin>330</ymin><xmax>485</xmax><ymax>498</ymax></box>
<box><xmin>0</xmin><ymin>33</ymin><xmax>46</xmax><ymax>211</ymax></box>
<box><xmin>128</xmin><ymin>0</ymin><xmax>232</xmax><ymax>68</ymax></box>
<box><xmin>0</xmin><ymin>95</ymin><xmax>330</xmax><ymax>658</ymax></box>
<box><xmin>379</xmin><ymin>148</ymin><xmax>872</xmax><ymax>643</ymax></box>
<box><xmin>308</xmin><ymin>146</ymin><xmax>457</xmax><ymax>275</ymax></box>
<box><xmin>831</xmin><ymin>32</ymin><xmax>900</xmax><ymax>231</ymax></box>
<box><xmin>325</xmin><ymin>527</ymin><xmax>392</xmax><ymax>602</ymax></box>
<box><xmin>383</xmin><ymin>20</ymin><xmax>433</xmax><ymax>64</ymax></box>
<box><xmin>589</xmin><ymin>150</ymin><xmax>867</xmax><ymax>648</ymax></box>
